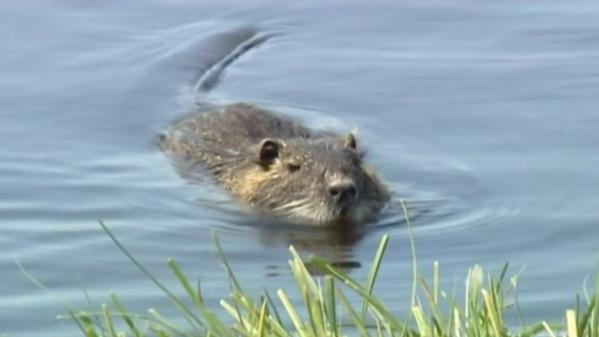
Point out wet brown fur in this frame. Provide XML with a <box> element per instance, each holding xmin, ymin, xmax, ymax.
<box><xmin>160</xmin><ymin>103</ymin><xmax>390</xmax><ymax>225</ymax></box>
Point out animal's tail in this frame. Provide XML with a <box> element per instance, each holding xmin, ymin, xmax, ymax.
<box><xmin>192</xmin><ymin>26</ymin><xmax>275</xmax><ymax>94</ymax></box>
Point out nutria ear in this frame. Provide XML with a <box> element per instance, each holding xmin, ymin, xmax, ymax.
<box><xmin>259</xmin><ymin>138</ymin><xmax>281</xmax><ymax>165</ymax></box>
<box><xmin>344</xmin><ymin>133</ymin><xmax>357</xmax><ymax>150</ymax></box>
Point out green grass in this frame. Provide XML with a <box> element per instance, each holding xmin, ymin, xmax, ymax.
<box><xmin>69</xmin><ymin>217</ymin><xmax>598</xmax><ymax>337</ymax></box>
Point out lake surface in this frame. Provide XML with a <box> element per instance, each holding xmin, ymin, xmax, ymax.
<box><xmin>2</xmin><ymin>1</ymin><xmax>599</xmax><ymax>336</ymax></box>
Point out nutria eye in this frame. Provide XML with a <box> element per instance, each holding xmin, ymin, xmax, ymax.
<box><xmin>287</xmin><ymin>163</ymin><xmax>301</xmax><ymax>172</ymax></box>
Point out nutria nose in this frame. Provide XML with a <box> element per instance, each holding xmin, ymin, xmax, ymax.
<box><xmin>328</xmin><ymin>181</ymin><xmax>357</xmax><ymax>205</ymax></box>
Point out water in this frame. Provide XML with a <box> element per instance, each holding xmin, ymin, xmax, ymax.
<box><xmin>2</xmin><ymin>1</ymin><xmax>599</xmax><ymax>335</ymax></box>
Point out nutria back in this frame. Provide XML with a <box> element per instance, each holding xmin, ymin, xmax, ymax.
<box><xmin>160</xmin><ymin>103</ymin><xmax>390</xmax><ymax>225</ymax></box>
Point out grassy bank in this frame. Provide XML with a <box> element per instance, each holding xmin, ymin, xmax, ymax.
<box><xmin>69</xmin><ymin>219</ymin><xmax>598</xmax><ymax>337</ymax></box>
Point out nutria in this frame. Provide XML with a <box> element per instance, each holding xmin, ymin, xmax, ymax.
<box><xmin>159</xmin><ymin>27</ymin><xmax>390</xmax><ymax>225</ymax></box>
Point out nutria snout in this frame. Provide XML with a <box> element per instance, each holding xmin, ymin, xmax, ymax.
<box><xmin>329</xmin><ymin>178</ymin><xmax>358</xmax><ymax>209</ymax></box>
<box><xmin>160</xmin><ymin>103</ymin><xmax>390</xmax><ymax>225</ymax></box>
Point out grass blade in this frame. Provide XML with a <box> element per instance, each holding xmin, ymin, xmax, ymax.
<box><xmin>362</xmin><ymin>234</ymin><xmax>390</xmax><ymax>318</ymax></box>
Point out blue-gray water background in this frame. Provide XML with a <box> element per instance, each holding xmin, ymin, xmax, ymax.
<box><xmin>1</xmin><ymin>1</ymin><xmax>598</xmax><ymax>336</ymax></box>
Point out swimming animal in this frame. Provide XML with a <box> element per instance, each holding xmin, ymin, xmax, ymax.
<box><xmin>160</xmin><ymin>27</ymin><xmax>390</xmax><ymax>225</ymax></box>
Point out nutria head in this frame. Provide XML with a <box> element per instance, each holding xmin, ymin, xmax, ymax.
<box><xmin>237</xmin><ymin>133</ymin><xmax>390</xmax><ymax>225</ymax></box>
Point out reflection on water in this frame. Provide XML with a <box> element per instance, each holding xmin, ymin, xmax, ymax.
<box><xmin>2</xmin><ymin>1</ymin><xmax>599</xmax><ymax>336</ymax></box>
<box><xmin>259</xmin><ymin>223</ymin><xmax>365</xmax><ymax>275</ymax></box>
